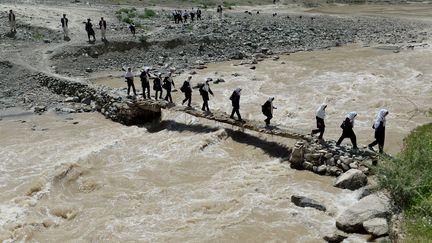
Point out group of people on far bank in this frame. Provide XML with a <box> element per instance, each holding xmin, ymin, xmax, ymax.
<box><xmin>123</xmin><ymin>67</ymin><xmax>388</xmax><ymax>153</ymax></box>
<box><xmin>60</xmin><ymin>14</ymin><xmax>108</xmax><ymax>42</ymax></box>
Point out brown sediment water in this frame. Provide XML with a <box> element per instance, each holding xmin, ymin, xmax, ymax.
<box><xmin>0</xmin><ymin>111</ymin><xmax>366</xmax><ymax>242</ymax></box>
<box><xmin>95</xmin><ymin>44</ymin><xmax>432</xmax><ymax>155</ymax></box>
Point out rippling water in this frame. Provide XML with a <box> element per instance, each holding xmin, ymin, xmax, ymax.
<box><xmin>1</xmin><ymin>44</ymin><xmax>431</xmax><ymax>242</ymax></box>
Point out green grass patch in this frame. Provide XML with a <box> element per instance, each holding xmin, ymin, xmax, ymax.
<box><xmin>138</xmin><ymin>8</ymin><xmax>157</xmax><ymax>19</ymax></box>
<box><xmin>33</xmin><ymin>32</ymin><xmax>45</xmax><ymax>41</ymax></box>
<box><xmin>376</xmin><ymin>123</ymin><xmax>432</xmax><ymax>240</ymax></box>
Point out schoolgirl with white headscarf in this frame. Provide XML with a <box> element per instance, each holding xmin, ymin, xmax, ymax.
<box><xmin>336</xmin><ymin>111</ymin><xmax>358</xmax><ymax>149</ymax></box>
<box><xmin>311</xmin><ymin>104</ymin><xmax>327</xmax><ymax>139</ymax></box>
<box><xmin>368</xmin><ymin>109</ymin><xmax>389</xmax><ymax>153</ymax></box>
<box><xmin>262</xmin><ymin>97</ymin><xmax>277</xmax><ymax>126</ymax></box>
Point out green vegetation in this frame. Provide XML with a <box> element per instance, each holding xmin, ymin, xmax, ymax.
<box><xmin>376</xmin><ymin>123</ymin><xmax>432</xmax><ymax>242</ymax></box>
<box><xmin>115</xmin><ymin>7</ymin><xmax>157</xmax><ymax>27</ymax></box>
<box><xmin>33</xmin><ymin>32</ymin><xmax>45</xmax><ymax>41</ymax></box>
<box><xmin>138</xmin><ymin>9</ymin><xmax>156</xmax><ymax>19</ymax></box>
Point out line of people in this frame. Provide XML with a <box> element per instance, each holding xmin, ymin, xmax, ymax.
<box><xmin>173</xmin><ymin>8</ymin><xmax>202</xmax><ymax>23</ymax></box>
<box><xmin>126</xmin><ymin>67</ymin><xmax>390</xmax><ymax>153</ymax></box>
<box><xmin>311</xmin><ymin>104</ymin><xmax>389</xmax><ymax>153</ymax></box>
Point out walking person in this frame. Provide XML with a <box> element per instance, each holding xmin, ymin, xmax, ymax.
<box><xmin>183</xmin><ymin>10</ymin><xmax>188</xmax><ymax>23</ymax></box>
<box><xmin>124</xmin><ymin>67</ymin><xmax>137</xmax><ymax>96</ymax></box>
<box><xmin>229</xmin><ymin>88</ymin><xmax>243</xmax><ymax>121</ymax></box>
<box><xmin>196</xmin><ymin>8</ymin><xmax>202</xmax><ymax>20</ymax></box>
<box><xmin>181</xmin><ymin>76</ymin><xmax>193</xmax><ymax>107</ymax></box>
<box><xmin>311</xmin><ymin>104</ymin><xmax>327</xmax><ymax>139</ymax></box>
<box><xmin>99</xmin><ymin>17</ymin><xmax>107</xmax><ymax>40</ymax></box>
<box><xmin>162</xmin><ymin>74</ymin><xmax>175</xmax><ymax>103</ymax></box>
<box><xmin>199</xmin><ymin>78</ymin><xmax>213</xmax><ymax>112</ymax></box>
<box><xmin>153</xmin><ymin>73</ymin><xmax>163</xmax><ymax>100</ymax></box>
<box><xmin>129</xmin><ymin>23</ymin><xmax>136</xmax><ymax>37</ymax></box>
<box><xmin>336</xmin><ymin>112</ymin><xmax>358</xmax><ymax>149</ymax></box>
<box><xmin>216</xmin><ymin>5</ymin><xmax>223</xmax><ymax>19</ymax></box>
<box><xmin>190</xmin><ymin>8</ymin><xmax>195</xmax><ymax>22</ymax></box>
<box><xmin>85</xmin><ymin>18</ymin><xmax>96</xmax><ymax>42</ymax></box>
<box><xmin>140</xmin><ymin>67</ymin><xmax>151</xmax><ymax>99</ymax></box>
<box><xmin>8</xmin><ymin>10</ymin><xmax>16</xmax><ymax>33</ymax></box>
<box><xmin>61</xmin><ymin>14</ymin><xmax>69</xmax><ymax>39</ymax></box>
<box><xmin>368</xmin><ymin>109</ymin><xmax>389</xmax><ymax>153</ymax></box>
<box><xmin>262</xmin><ymin>97</ymin><xmax>277</xmax><ymax>126</ymax></box>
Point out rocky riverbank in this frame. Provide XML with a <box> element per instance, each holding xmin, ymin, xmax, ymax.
<box><xmin>51</xmin><ymin>11</ymin><xmax>429</xmax><ymax>77</ymax></box>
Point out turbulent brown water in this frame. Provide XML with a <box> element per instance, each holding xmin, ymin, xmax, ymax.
<box><xmin>1</xmin><ymin>44</ymin><xmax>431</xmax><ymax>242</ymax></box>
<box><xmin>95</xmin><ymin>44</ymin><xmax>432</xmax><ymax>155</ymax></box>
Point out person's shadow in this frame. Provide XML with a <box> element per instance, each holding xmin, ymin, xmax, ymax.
<box><xmin>64</xmin><ymin>36</ymin><xmax>71</xmax><ymax>42</ymax></box>
<box><xmin>102</xmin><ymin>38</ymin><xmax>109</xmax><ymax>45</ymax></box>
<box><xmin>88</xmin><ymin>39</ymin><xmax>96</xmax><ymax>44</ymax></box>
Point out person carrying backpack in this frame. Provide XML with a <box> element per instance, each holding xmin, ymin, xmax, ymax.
<box><xmin>140</xmin><ymin>67</ymin><xmax>151</xmax><ymax>99</ymax></box>
<box><xmin>336</xmin><ymin>112</ymin><xmax>358</xmax><ymax>149</ymax></box>
<box><xmin>311</xmin><ymin>104</ymin><xmax>327</xmax><ymax>139</ymax></box>
<box><xmin>262</xmin><ymin>97</ymin><xmax>277</xmax><ymax>126</ymax></box>
<box><xmin>368</xmin><ymin>109</ymin><xmax>389</xmax><ymax>153</ymax></box>
<box><xmin>199</xmin><ymin>78</ymin><xmax>213</xmax><ymax>112</ymax></box>
<box><xmin>162</xmin><ymin>74</ymin><xmax>175</xmax><ymax>103</ymax></box>
<box><xmin>229</xmin><ymin>88</ymin><xmax>243</xmax><ymax>122</ymax></box>
<box><xmin>153</xmin><ymin>73</ymin><xmax>163</xmax><ymax>100</ymax></box>
<box><xmin>181</xmin><ymin>76</ymin><xmax>193</xmax><ymax>107</ymax></box>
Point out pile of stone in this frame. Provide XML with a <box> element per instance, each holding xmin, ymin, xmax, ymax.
<box><xmin>32</xmin><ymin>73</ymin><xmax>164</xmax><ymax>125</ymax></box>
<box><xmin>289</xmin><ymin>139</ymin><xmax>378</xmax><ymax>178</ymax></box>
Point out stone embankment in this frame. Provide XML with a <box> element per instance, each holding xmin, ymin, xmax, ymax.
<box><xmin>32</xmin><ymin>73</ymin><xmax>163</xmax><ymax>124</ymax></box>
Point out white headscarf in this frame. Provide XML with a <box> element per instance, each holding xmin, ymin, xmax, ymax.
<box><xmin>235</xmin><ymin>87</ymin><xmax>242</xmax><ymax>95</ymax></box>
<box><xmin>374</xmin><ymin>109</ymin><xmax>389</xmax><ymax>129</ymax></box>
<box><xmin>316</xmin><ymin>104</ymin><xmax>327</xmax><ymax>119</ymax></box>
<box><xmin>347</xmin><ymin>112</ymin><xmax>357</xmax><ymax>126</ymax></box>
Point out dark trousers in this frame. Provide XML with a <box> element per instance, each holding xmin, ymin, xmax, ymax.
<box><xmin>336</xmin><ymin>130</ymin><xmax>357</xmax><ymax>148</ymax></box>
<box><xmin>230</xmin><ymin>107</ymin><xmax>242</xmax><ymax>120</ymax></box>
<box><xmin>127</xmin><ymin>80</ymin><xmax>136</xmax><ymax>95</ymax></box>
<box><xmin>202</xmin><ymin>100</ymin><xmax>210</xmax><ymax>111</ymax></box>
<box><xmin>87</xmin><ymin>32</ymin><xmax>95</xmax><ymax>41</ymax></box>
<box><xmin>369</xmin><ymin>131</ymin><xmax>385</xmax><ymax>153</ymax></box>
<box><xmin>197</xmin><ymin>15</ymin><xmax>201</xmax><ymax>20</ymax></box>
<box><xmin>183</xmin><ymin>92</ymin><xmax>192</xmax><ymax>106</ymax></box>
<box><xmin>164</xmin><ymin>90</ymin><xmax>172</xmax><ymax>103</ymax></box>
<box><xmin>265</xmin><ymin>113</ymin><xmax>273</xmax><ymax>125</ymax></box>
<box><xmin>155</xmin><ymin>90</ymin><xmax>163</xmax><ymax>100</ymax></box>
<box><xmin>142</xmin><ymin>82</ymin><xmax>150</xmax><ymax>99</ymax></box>
<box><xmin>311</xmin><ymin>117</ymin><xmax>325</xmax><ymax>139</ymax></box>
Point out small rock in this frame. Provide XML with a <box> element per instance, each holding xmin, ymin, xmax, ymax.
<box><xmin>291</xmin><ymin>195</ymin><xmax>326</xmax><ymax>211</ymax></box>
<box><xmin>334</xmin><ymin>169</ymin><xmax>368</xmax><ymax>190</ymax></box>
<box><xmin>33</xmin><ymin>106</ymin><xmax>46</xmax><ymax>113</ymax></box>
<box><xmin>363</xmin><ymin>218</ymin><xmax>389</xmax><ymax>237</ymax></box>
<box><xmin>323</xmin><ymin>233</ymin><xmax>347</xmax><ymax>243</ymax></box>
<box><xmin>81</xmin><ymin>97</ymin><xmax>91</xmax><ymax>105</ymax></box>
<box><xmin>65</xmin><ymin>97</ymin><xmax>79</xmax><ymax>103</ymax></box>
<box><xmin>317</xmin><ymin>165</ymin><xmax>327</xmax><ymax>174</ymax></box>
<box><xmin>85</xmin><ymin>68</ymin><xmax>93</xmax><ymax>73</ymax></box>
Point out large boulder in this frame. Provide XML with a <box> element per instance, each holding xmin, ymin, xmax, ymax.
<box><xmin>363</xmin><ymin>218</ymin><xmax>389</xmax><ymax>237</ymax></box>
<box><xmin>289</xmin><ymin>142</ymin><xmax>304</xmax><ymax>169</ymax></box>
<box><xmin>334</xmin><ymin>169</ymin><xmax>367</xmax><ymax>190</ymax></box>
<box><xmin>291</xmin><ymin>195</ymin><xmax>326</xmax><ymax>211</ymax></box>
<box><xmin>336</xmin><ymin>193</ymin><xmax>390</xmax><ymax>233</ymax></box>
